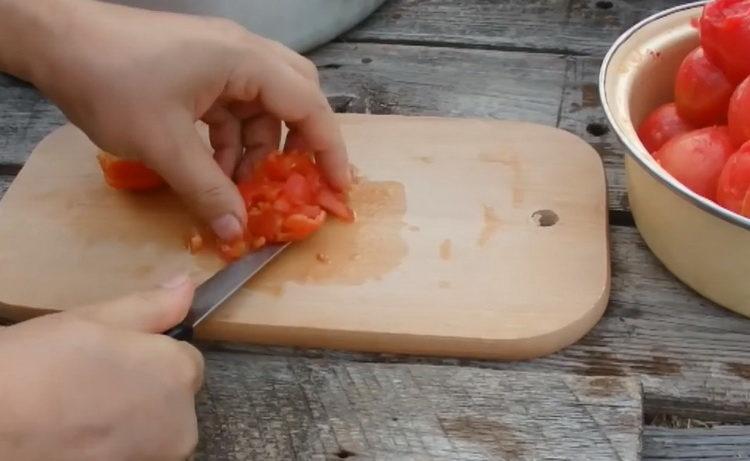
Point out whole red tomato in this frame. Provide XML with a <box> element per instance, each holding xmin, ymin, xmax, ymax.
<box><xmin>637</xmin><ymin>103</ymin><xmax>695</xmax><ymax>154</ymax></box>
<box><xmin>716</xmin><ymin>141</ymin><xmax>750</xmax><ymax>215</ymax></box>
<box><xmin>727</xmin><ymin>76</ymin><xmax>750</xmax><ymax>145</ymax></box>
<box><xmin>674</xmin><ymin>47</ymin><xmax>735</xmax><ymax>126</ymax></box>
<box><xmin>655</xmin><ymin>126</ymin><xmax>735</xmax><ymax>200</ymax></box>
<box><xmin>700</xmin><ymin>0</ymin><xmax>750</xmax><ymax>82</ymax></box>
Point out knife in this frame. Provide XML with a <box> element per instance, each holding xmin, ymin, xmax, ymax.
<box><xmin>163</xmin><ymin>242</ymin><xmax>290</xmax><ymax>341</ymax></box>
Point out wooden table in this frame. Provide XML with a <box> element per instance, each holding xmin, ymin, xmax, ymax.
<box><xmin>1</xmin><ymin>1</ymin><xmax>749</xmax><ymax>459</ymax></box>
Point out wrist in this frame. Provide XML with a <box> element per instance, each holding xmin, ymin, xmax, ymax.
<box><xmin>0</xmin><ymin>0</ymin><xmax>87</xmax><ymax>86</ymax></box>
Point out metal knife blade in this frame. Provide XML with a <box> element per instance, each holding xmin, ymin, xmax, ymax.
<box><xmin>164</xmin><ymin>242</ymin><xmax>290</xmax><ymax>340</ymax></box>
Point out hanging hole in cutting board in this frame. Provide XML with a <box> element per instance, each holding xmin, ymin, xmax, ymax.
<box><xmin>531</xmin><ymin>210</ymin><xmax>559</xmax><ymax>227</ymax></box>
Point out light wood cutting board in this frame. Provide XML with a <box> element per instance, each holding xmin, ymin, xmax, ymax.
<box><xmin>0</xmin><ymin>114</ymin><xmax>609</xmax><ymax>360</ymax></box>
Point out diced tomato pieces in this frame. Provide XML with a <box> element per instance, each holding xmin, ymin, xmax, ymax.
<box><xmin>97</xmin><ymin>151</ymin><xmax>164</xmax><ymax>191</ymax></box>
<box><xmin>297</xmin><ymin>204</ymin><xmax>323</xmax><ymax>219</ymax></box>
<box><xmin>284</xmin><ymin>172</ymin><xmax>313</xmax><ymax>205</ymax></box>
<box><xmin>218</xmin><ymin>239</ymin><xmax>249</xmax><ymax>261</ymax></box>
<box><xmin>180</xmin><ymin>149</ymin><xmax>354</xmax><ymax>261</ymax></box>
<box><xmin>238</xmin><ymin>180</ymin><xmax>280</xmax><ymax>204</ymax></box>
<box><xmin>280</xmin><ymin>211</ymin><xmax>327</xmax><ymax>240</ymax></box>
<box><xmin>246</xmin><ymin>206</ymin><xmax>283</xmax><ymax>242</ymax></box>
<box><xmin>186</xmin><ymin>228</ymin><xmax>204</xmax><ymax>254</ymax></box>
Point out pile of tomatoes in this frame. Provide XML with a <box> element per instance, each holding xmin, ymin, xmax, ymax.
<box><xmin>637</xmin><ymin>0</ymin><xmax>750</xmax><ymax>218</ymax></box>
<box><xmin>214</xmin><ymin>150</ymin><xmax>354</xmax><ymax>260</ymax></box>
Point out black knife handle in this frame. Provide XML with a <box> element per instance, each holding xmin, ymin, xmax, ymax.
<box><xmin>164</xmin><ymin>323</ymin><xmax>193</xmax><ymax>341</ymax></box>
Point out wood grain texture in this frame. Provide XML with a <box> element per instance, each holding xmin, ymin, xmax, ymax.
<box><xmin>2</xmin><ymin>60</ymin><xmax>749</xmax><ymax>420</ymax></box>
<box><xmin>0</xmin><ymin>74</ymin><xmax>65</xmax><ymax>166</ymax></box>
<box><xmin>205</xmin><ymin>225</ymin><xmax>750</xmax><ymax>424</ymax></box>
<box><xmin>311</xmin><ymin>43</ymin><xmax>630</xmax><ymax>212</ymax></box>
<box><xmin>315</xmin><ymin>43</ymin><xmax>567</xmax><ymax>125</ymax></box>
<box><xmin>643</xmin><ymin>426</ymin><xmax>750</xmax><ymax>460</ymax></box>
<box><xmin>347</xmin><ymin>0</ymin><xmax>691</xmax><ymax>56</ymax></box>
<box><xmin>0</xmin><ymin>176</ymin><xmax>12</xmax><ymax>200</ymax></box>
<box><xmin>2</xmin><ymin>49</ymin><xmax>631</xmax><ymax>213</ymax></box>
<box><xmin>0</xmin><ymin>117</ymin><xmax>610</xmax><ymax>360</ymax></box>
<box><xmin>195</xmin><ymin>352</ymin><xmax>641</xmax><ymax>460</ymax></box>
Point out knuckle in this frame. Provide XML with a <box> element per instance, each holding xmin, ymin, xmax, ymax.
<box><xmin>174</xmin><ymin>344</ymin><xmax>204</xmax><ymax>389</ymax></box>
<box><xmin>300</xmin><ymin>58</ymin><xmax>320</xmax><ymax>81</ymax></box>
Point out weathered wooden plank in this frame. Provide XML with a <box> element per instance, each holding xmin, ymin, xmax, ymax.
<box><xmin>315</xmin><ymin>43</ymin><xmax>567</xmax><ymax>124</ymax></box>
<box><xmin>195</xmin><ymin>354</ymin><xmax>642</xmax><ymax>460</ymax></box>
<box><xmin>347</xmin><ymin>0</ymin><xmax>691</xmax><ymax>56</ymax></box>
<box><xmin>0</xmin><ymin>74</ymin><xmax>66</xmax><ymax>166</ymax></box>
<box><xmin>643</xmin><ymin>425</ymin><xmax>750</xmax><ymax>460</ymax></box>
<box><xmin>311</xmin><ymin>43</ymin><xmax>632</xmax><ymax>211</ymax></box>
<box><xmin>0</xmin><ymin>175</ymin><xmax>12</xmax><ymax>200</ymax></box>
<box><xmin>206</xmin><ymin>225</ymin><xmax>750</xmax><ymax>423</ymax></box>
<box><xmin>558</xmin><ymin>55</ymin><xmax>632</xmax><ymax>213</ymax></box>
<box><xmin>2</xmin><ymin>49</ymin><xmax>632</xmax><ymax>212</ymax></box>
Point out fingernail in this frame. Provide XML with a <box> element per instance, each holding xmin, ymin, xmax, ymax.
<box><xmin>160</xmin><ymin>273</ymin><xmax>189</xmax><ymax>289</ymax></box>
<box><xmin>211</xmin><ymin>214</ymin><xmax>243</xmax><ymax>241</ymax></box>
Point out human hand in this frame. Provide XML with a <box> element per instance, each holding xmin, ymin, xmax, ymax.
<box><xmin>11</xmin><ymin>0</ymin><xmax>350</xmax><ymax>241</ymax></box>
<box><xmin>0</xmin><ymin>276</ymin><xmax>204</xmax><ymax>460</ymax></box>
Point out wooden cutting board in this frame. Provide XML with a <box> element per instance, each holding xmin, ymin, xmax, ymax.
<box><xmin>0</xmin><ymin>114</ymin><xmax>609</xmax><ymax>360</ymax></box>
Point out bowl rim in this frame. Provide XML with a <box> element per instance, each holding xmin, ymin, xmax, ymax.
<box><xmin>598</xmin><ymin>0</ymin><xmax>750</xmax><ymax>232</ymax></box>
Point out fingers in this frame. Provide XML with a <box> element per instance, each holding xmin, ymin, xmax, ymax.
<box><xmin>225</xmin><ymin>52</ymin><xmax>351</xmax><ymax>190</ymax></box>
<box><xmin>174</xmin><ymin>340</ymin><xmax>205</xmax><ymax>393</ymax></box>
<box><xmin>235</xmin><ymin>114</ymin><xmax>281</xmax><ymax>182</ymax></box>
<box><xmin>283</xmin><ymin>129</ymin><xmax>309</xmax><ymax>153</ymax></box>
<box><xmin>203</xmin><ymin>104</ymin><xmax>243</xmax><ymax>177</ymax></box>
<box><xmin>150</xmin><ymin>112</ymin><xmax>248</xmax><ymax>241</ymax></box>
<box><xmin>259</xmin><ymin>37</ymin><xmax>320</xmax><ymax>84</ymax></box>
<box><xmin>70</xmin><ymin>274</ymin><xmax>195</xmax><ymax>333</ymax></box>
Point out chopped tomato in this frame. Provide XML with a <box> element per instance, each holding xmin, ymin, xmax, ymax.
<box><xmin>97</xmin><ymin>151</ymin><xmax>164</xmax><ymax>191</ymax></box>
<box><xmin>218</xmin><ymin>239</ymin><xmax>249</xmax><ymax>261</ymax></box>
<box><xmin>215</xmin><ymin>150</ymin><xmax>354</xmax><ymax>261</ymax></box>
<box><xmin>317</xmin><ymin>188</ymin><xmax>355</xmax><ymax>222</ymax></box>
<box><xmin>284</xmin><ymin>173</ymin><xmax>314</xmax><ymax>205</ymax></box>
<box><xmin>716</xmin><ymin>141</ymin><xmax>750</xmax><ymax>214</ymax></box>
<box><xmin>700</xmin><ymin>0</ymin><xmax>750</xmax><ymax>82</ymax></box>
<box><xmin>280</xmin><ymin>211</ymin><xmax>327</xmax><ymax>240</ymax></box>
<box><xmin>655</xmin><ymin>126</ymin><xmax>735</xmax><ymax>200</ymax></box>
<box><xmin>637</xmin><ymin>103</ymin><xmax>695</xmax><ymax>154</ymax></box>
<box><xmin>674</xmin><ymin>47</ymin><xmax>735</xmax><ymax>126</ymax></box>
<box><xmin>727</xmin><ymin>76</ymin><xmax>750</xmax><ymax>145</ymax></box>
<box><xmin>186</xmin><ymin>228</ymin><xmax>204</xmax><ymax>254</ymax></box>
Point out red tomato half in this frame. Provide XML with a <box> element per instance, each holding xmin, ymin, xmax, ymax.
<box><xmin>742</xmin><ymin>189</ymin><xmax>750</xmax><ymax>216</ymax></box>
<box><xmin>727</xmin><ymin>76</ymin><xmax>750</xmax><ymax>145</ymax></box>
<box><xmin>716</xmin><ymin>141</ymin><xmax>750</xmax><ymax>214</ymax></box>
<box><xmin>637</xmin><ymin>103</ymin><xmax>695</xmax><ymax>154</ymax></box>
<box><xmin>655</xmin><ymin>126</ymin><xmax>735</xmax><ymax>200</ymax></box>
<box><xmin>700</xmin><ymin>0</ymin><xmax>750</xmax><ymax>82</ymax></box>
<box><xmin>97</xmin><ymin>151</ymin><xmax>164</xmax><ymax>191</ymax></box>
<box><xmin>674</xmin><ymin>47</ymin><xmax>735</xmax><ymax>126</ymax></box>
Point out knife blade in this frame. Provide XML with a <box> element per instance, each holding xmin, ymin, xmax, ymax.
<box><xmin>163</xmin><ymin>242</ymin><xmax>290</xmax><ymax>341</ymax></box>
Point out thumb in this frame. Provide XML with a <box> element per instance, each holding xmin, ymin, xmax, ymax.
<box><xmin>147</xmin><ymin>113</ymin><xmax>247</xmax><ymax>242</ymax></box>
<box><xmin>70</xmin><ymin>275</ymin><xmax>195</xmax><ymax>333</ymax></box>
